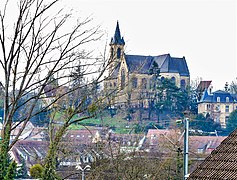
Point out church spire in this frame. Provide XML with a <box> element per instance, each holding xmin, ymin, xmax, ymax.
<box><xmin>110</xmin><ymin>21</ymin><xmax>125</xmax><ymax>45</ymax></box>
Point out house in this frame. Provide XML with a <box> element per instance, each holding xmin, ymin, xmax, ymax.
<box><xmin>188</xmin><ymin>129</ymin><xmax>237</xmax><ymax>179</ymax></box>
<box><xmin>196</xmin><ymin>80</ymin><xmax>213</xmax><ymax>101</ymax></box>
<box><xmin>42</xmin><ymin>77</ymin><xmax>69</xmax><ymax>108</ymax></box>
<box><xmin>198</xmin><ymin>90</ymin><xmax>237</xmax><ymax>128</ymax></box>
<box><xmin>10</xmin><ymin>128</ymin><xmax>147</xmax><ymax>179</ymax></box>
<box><xmin>146</xmin><ymin>129</ymin><xmax>226</xmax><ymax>155</ymax></box>
<box><xmin>104</xmin><ymin>21</ymin><xmax>190</xmax><ymax>108</ymax></box>
<box><xmin>10</xmin><ymin>129</ymin><xmax>105</xmax><ymax>179</ymax></box>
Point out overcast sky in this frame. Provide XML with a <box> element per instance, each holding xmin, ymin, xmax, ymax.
<box><xmin>1</xmin><ymin>0</ymin><xmax>236</xmax><ymax>90</ymax></box>
<box><xmin>63</xmin><ymin>0</ymin><xmax>236</xmax><ymax>90</ymax></box>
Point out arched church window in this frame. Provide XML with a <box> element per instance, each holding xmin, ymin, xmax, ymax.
<box><xmin>150</xmin><ymin>76</ymin><xmax>156</xmax><ymax>89</ymax></box>
<box><xmin>180</xmin><ymin>79</ymin><xmax>186</xmax><ymax>90</ymax></box>
<box><xmin>121</xmin><ymin>69</ymin><xmax>125</xmax><ymax>90</ymax></box>
<box><xmin>142</xmin><ymin>78</ymin><xmax>147</xmax><ymax>89</ymax></box>
<box><xmin>117</xmin><ymin>48</ymin><xmax>121</xmax><ymax>59</ymax></box>
<box><xmin>132</xmin><ymin>77</ymin><xmax>138</xmax><ymax>89</ymax></box>
<box><xmin>111</xmin><ymin>47</ymin><xmax>114</xmax><ymax>58</ymax></box>
<box><xmin>171</xmin><ymin>77</ymin><xmax>176</xmax><ymax>85</ymax></box>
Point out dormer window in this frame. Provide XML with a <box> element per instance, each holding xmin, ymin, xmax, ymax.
<box><xmin>226</xmin><ymin>97</ymin><xmax>229</xmax><ymax>102</ymax></box>
<box><xmin>217</xmin><ymin>97</ymin><xmax>220</xmax><ymax>102</ymax></box>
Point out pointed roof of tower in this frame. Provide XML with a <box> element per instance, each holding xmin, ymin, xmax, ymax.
<box><xmin>110</xmin><ymin>21</ymin><xmax>125</xmax><ymax>45</ymax></box>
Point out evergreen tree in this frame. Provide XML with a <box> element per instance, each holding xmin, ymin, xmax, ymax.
<box><xmin>0</xmin><ymin>127</ymin><xmax>14</xmax><ymax>179</ymax></box>
<box><xmin>226</xmin><ymin>109</ymin><xmax>237</xmax><ymax>132</ymax></box>
<box><xmin>16</xmin><ymin>156</ymin><xmax>28</xmax><ymax>178</ymax></box>
<box><xmin>153</xmin><ymin>78</ymin><xmax>190</xmax><ymax>120</ymax></box>
<box><xmin>4</xmin><ymin>161</ymin><xmax>17</xmax><ymax>180</ymax></box>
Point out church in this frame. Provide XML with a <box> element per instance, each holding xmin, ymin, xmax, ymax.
<box><xmin>104</xmin><ymin>22</ymin><xmax>190</xmax><ymax>108</ymax></box>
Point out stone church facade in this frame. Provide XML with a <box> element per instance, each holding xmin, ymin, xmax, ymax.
<box><xmin>104</xmin><ymin>22</ymin><xmax>190</xmax><ymax>108</ymax></box>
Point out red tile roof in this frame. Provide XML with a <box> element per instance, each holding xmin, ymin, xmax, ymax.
<box><xmin>188</xmin><ymin>129</ymin><xmax>237</xmax><ymax>179</ymax></box>
<box><xmin>197</xmin><ymin>81</ymin><xmax>212</xmax><ymax>91</ymax></box>
<box><xmin>146</xmin><ymin>129</ymin><xmax>226</xmax><ymax>155</ymax></box>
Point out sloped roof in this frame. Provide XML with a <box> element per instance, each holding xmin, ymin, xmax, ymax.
<box><xmin>200</xmin><ymin>90</ymin><xmax>237</xmax><ymax>103</ymax></box>
<box><xmin>110</xmin><ymin>54</ymin><xmax>189</xmax><ymax>77</ymax></box>
<box><xmin>147</xmin><ymin>129</ymin><xmax>226</xmax><ymax>155</ymax></box>
<box><xmin>197</xmin><ymin>81</ymin><xmax>212</xmax><ymax>91</ymax></box>
<box><xmin>125</xmin><ymin>55</ymin><xmax>153</xmax><ymax>74</ymax></box>
<box><xmin>125</xmin><ymin>54</ymin><xmax>189</xmax><ymax>76</ymax></box>
<box><xmin>188</xmin><ymin>129</ymin><xmax>237</xmax><ymax>179</ymax></box>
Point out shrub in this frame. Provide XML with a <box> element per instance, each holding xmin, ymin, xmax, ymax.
<box><xmin>30</xmin><ymin>164</ymin><xmax>44</xmax><ymax>178</ymax></box>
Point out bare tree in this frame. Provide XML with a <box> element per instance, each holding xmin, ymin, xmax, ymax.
<box><xmin>0</xmin><ymin>0</ymin><xmax>109</xmax><ymax>178</ymax></box>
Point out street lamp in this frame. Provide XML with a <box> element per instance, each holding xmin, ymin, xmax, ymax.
<box><xmin>75</xmin><ymin>164</ymin><xmax>91</xmax><ymax>180</ymax></box>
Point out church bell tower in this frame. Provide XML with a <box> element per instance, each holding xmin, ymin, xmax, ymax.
<box><xmin>109</xmin><ymin>21</ymin><xmax>125</xmax><ymax>74</ymax></box>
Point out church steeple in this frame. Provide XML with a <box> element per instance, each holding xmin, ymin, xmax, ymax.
<box><xmin>109</xmin><ymin>21</ymin><xmax>125</xmax><ymax>75</ymax></box>
<box><xmin>110</xmin><ymin>21</ymin><xmax>125</xmax><ymax>45</ymax></box>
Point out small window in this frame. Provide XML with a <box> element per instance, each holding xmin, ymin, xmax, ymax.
<box><xmin>225</xmin><ymin>105</ymin><xmax>229</xmax><ymax>113</ymax></box>
<box><xmin>206</xmin><ymin>104</ymin><xmax>211</xmax><ymax>110</ymax></box>
<box><xmin>217</xmin><ymin>97</ymin><xmax>220</xmax><ymax>102</ymax></box>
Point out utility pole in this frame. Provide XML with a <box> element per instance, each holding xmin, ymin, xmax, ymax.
<box><xmin>184</xmin><ymin>118</ymin><xmax>189</xmax><ymax>180</ymax></box>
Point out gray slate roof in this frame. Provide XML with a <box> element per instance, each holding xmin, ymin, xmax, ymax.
<box><xmin>200</xmin><ymin>90</ymin><xmax>237</xmax><ymax>103</ymax></box>
<box><xmin>111</xmin><ymin>54</ymin><xmax>189</xmax><ymax>77</ymax></box>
